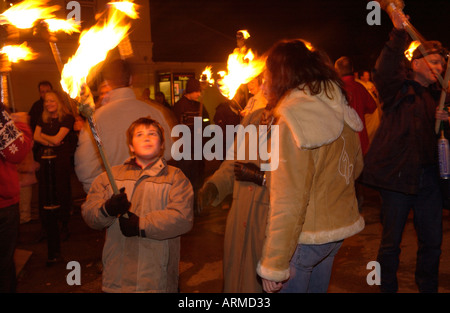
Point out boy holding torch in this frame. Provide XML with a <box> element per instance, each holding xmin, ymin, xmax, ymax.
<box><xmin>81</xmin><ymin>117</ymin><xmax>193</xmax><ymax>293</ymax></box>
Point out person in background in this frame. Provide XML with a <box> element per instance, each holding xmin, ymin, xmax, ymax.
<box><xmin>155</xmin><ymin>91</ymin><xmax>171</xmax><ymax>110</ymax></box>
<box><xmin>335</xmin><ymin>57</ymin><xmax>377</xmax><ymax>155</ymax></box>
<box><xmin>214</xmin><ymin>86</ymin><xmax>246</xmax><ymax>160</ymax></box>
<box><xmin>27</xmin><ymin>81</ymin><xmax>53</xmax><ymax>242</ymax></box>
<box><xmin>0</xmin><ymin>103</ymin><xmax>33</xmax><ymax>292</ymax></box>
<box><xmin>361</xmin><ymin>8</ymin><xmax>448</xmax><ymax>293</ymax></box>
<box><xmin>257</xmin><ymin>39</ymin><xmax>364</xmax><ymax>293</ymax></box>
<box><xmin>356</xmin><ymin>69</ymin><xmax>382</xmax><ymax>144</ymax></box>
<box><xmin>142</xmin><ymin>90</ymin><xmax>178</xmax><ymax>135</ymax></box>
<box><xmin>140</xmin><ymin>87</ymin><xmax>151</xmax><ymax>102</ymax></box>
<box><xmin>198</xmin><ymin>98</ymin><xmax>271</xmax><ymax>292</ymax></box>
<box><xmin>356</xmin><ymin>70</ymin><xmax>379</xmax><ymax>101</ymax></box>
<box><xmin>82</xmin><ymin>117</ymin><xmax>193</xmax><ymax>293</ymax></box>
<box><xmin>28</xmin><ymin>81</ymin><xmax>53</xmax><ymax>146</ymax></box>
<box><xmin>173</xmin><ymin>77</ymin><xmax>210</xmax><ymax>212</ymax></box>
<box><xmin>95</xmin><ymin>81</ymin><xmax>112</xmax><ymax>110</ymax></box>
<box><xmin>75</xmin><ymin>59</ymin><xmax>174</xmax><ymax>194</ymax></box>
<box><xmin>34</xmin><ymin>91</ymin><xmax>75</xmax><ymax>265</ymax></box>
<box><xmin>17</xmin><ymin>150</ymin><xmax>39</xmax><ymax>224</ymax></box>
<box><xmin>335</xmin><ymin>56</ymin><xmax>378</xmax><ymax>209</ymax></box>
<box><xmin>240</xmin><ymin>75</ymin><xmax>267</xmax><ymax>118</ymax></box>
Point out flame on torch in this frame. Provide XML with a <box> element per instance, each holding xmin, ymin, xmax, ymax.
<box><xmin>217</xmin><ymin>47</ymin><xmax>265</xmax><ymax>100</ymax></box>
<box><xmin>44</xmin><ymin>18</ymin><xmax>81</xmax><ymax>35</ymax></box>
<box><xmin>0</xmin><ymin>42</ymin><xmax>37</xmax><ymax>63</ymax></box>
<box><xmin>107</xmin><ymin>1</ymin><xmax>139</xmax><ymax>19</ymax></box>
<box><xmin>201</xmin><ymin>66</ymin><xmax>214</xmax><ymax>85</ymax></box>
<box><xmin>376</xmin><ymin>0</ymin><xmax>444</xmax><ymax>87</ymax></box>
<box><xmin>61</xmin><ymin>7</ymin><xmax>133</xmax><ymax>99</ymax></box>
<box><xmin>0</xmin><ymin>0</ymin><xmax>58</xmax><ymax>29</ymax></box>
<box><xmin>237</xmin><ymin>29</ymin><xmax>250</xmax><ymax>40</ymax></box>
<box><xmin>404</xmin><ymin>40</ymin><xmax>421</xmax><ymax>61</ymax></box>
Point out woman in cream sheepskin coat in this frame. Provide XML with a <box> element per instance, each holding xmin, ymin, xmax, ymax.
<box><xmin>257</xmin><ymin>39</ymin><xmax>365</xmax><ymax>293</ymax></box>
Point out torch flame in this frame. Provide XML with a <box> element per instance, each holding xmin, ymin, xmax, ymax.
<box><xmin>0</xmin><ymin>42</ymin><xmax>37</xmax><ymax>63</ymax></box>
<box><xmin>217</xmin><ymin>46</ymin><xmax>265</xmax><ymax>100</ymax></box>
<box><xmin>201</xmin><ymin>66</ymin><xmax>214</xmax><ymax>85</ymax></box>
<box><xmin>405</xmin><ymin>41</ymin><xmax>421</xmax><ymax>61</ymax></box>
<box><xmin>237</xmin><ymin>29</ymin><xmax>250</xmax><ymax>40</ymax></box>
<box><xmin>61</xmin><ymin>5</ymin><xmax>135</xmax><ymax>99</ymax></box>
<box><xmin>303</xmin><ymin>40</ymin><xmax>314</xmax><ymax>51</ymax></box>
<box><xmin>107</xmin><ymin>1</ymin><xmax>139</xmax><ymax>19</ymax></box>
<box><xmin>44</xmin><ymin>18</ymin><xmax>81</xmax><ymax>34</ymax></box>
<box><xmin>0</xmin><ymin>0</ymin><xmax>59</xmax><ymax>29</ymax></box>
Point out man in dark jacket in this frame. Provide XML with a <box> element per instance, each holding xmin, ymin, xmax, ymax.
<box><xmin>173</xmin><ymin>77</ymin><xmax>210</xmax><ymax>213</ymax></box>
<box><xmin>361</xmin><ymin>9</ymin><xmax>448</xmax><ymax>293</ymax></box>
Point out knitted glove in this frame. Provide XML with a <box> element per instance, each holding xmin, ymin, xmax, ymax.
<box><xmin>119</xmin><ymin>211</ymin><xmax>140</xmax><ymax>237</ymax></box>
<box><xmin>104</xmin><ymin>187</ymin><xmax>131</xmax><ymax>217</ymax></box>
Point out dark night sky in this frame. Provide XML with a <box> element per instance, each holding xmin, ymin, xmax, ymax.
<box><xmin>149</xmin><ymin>0</ymin><xmax>450</xmax><ymax>71</ymax></box>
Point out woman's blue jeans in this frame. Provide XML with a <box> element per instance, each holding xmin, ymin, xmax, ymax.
<box><xmin>280</xmin><ymin>240</ymin><xmax>343</xmax><ymax>293</ymax></box>
<box><xmin>377</xmin><ymin>166</ymin><xmax>442</xmax><ymax>293</ymax></box>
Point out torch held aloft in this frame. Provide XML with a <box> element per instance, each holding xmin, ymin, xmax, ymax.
<box><xmin>381</xmin><ymin>0</ymin><xmax>445</xmax><ymax>87</ymax></box>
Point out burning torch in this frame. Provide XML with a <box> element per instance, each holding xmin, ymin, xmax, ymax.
<box><xmin>0</xmin><ymin>0</ymin><xmax>79</xmax><ymax>114</ymax></box>
<box><xmin>0</xmin><ymin>42</ymin><xmax>37</xmax><ymax>112</ymax></box>
<box><xmin>77</xmin><ymin>87</ymin><xmax>120</xmax><ymax>195</ymax></box>
<box><xmin>60</xmin><ymin>1</ymin><xmax>138</xmax><ymax>196</ymax></box>
<box><xmin>377</xmin><ymin>0</ymin><xmax>445</xmax><ymax>88</ymax></box>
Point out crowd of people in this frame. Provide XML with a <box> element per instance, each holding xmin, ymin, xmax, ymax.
<box><xmin>1</xmin><ymin>7</ymin><xmax>450</xmax><ymax>294</ymax></box>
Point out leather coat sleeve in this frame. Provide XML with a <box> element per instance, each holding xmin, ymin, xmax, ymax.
<box><xmin>258</xmin><ymin>118</ymin><xmax>315</xmax><ymax>282</ymax></box>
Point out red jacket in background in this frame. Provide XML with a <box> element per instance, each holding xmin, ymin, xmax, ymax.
<box><xmin>0</xmin><ymin>105</ymin><xmax>33</xmax><ymax>208</ymax></box>
<box><xmin>341</xmin><ymin>75</ymin><xmax>377</xmax><ymax>155</ymax></box>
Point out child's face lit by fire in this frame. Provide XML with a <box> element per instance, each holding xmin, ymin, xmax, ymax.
<box><xmin>129</xmin><ymin>125</ymin><xmax>162</xmax><ymax>168</ymax></box>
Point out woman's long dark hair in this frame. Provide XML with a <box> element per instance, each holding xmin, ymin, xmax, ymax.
<box><xmin>264</xmin><ymin>39</ymin><xmax>347</xmax><ymax>110</ymax></box>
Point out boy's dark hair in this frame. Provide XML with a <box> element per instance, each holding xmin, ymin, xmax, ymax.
<box><xmin>127</xmin><ymin>117</ymin><xmax>165</xmax><ymax>148</ymax></box>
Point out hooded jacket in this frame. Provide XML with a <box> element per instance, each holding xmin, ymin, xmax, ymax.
<box><xmin>257</xmin><ymin>82</ymin><xmax>365</xmax><ymax>282</ymax></box>
<box><xmin>82</xmin><ymin>157</ymin><xmax>193</xmax><ymax>293</ymax></box>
